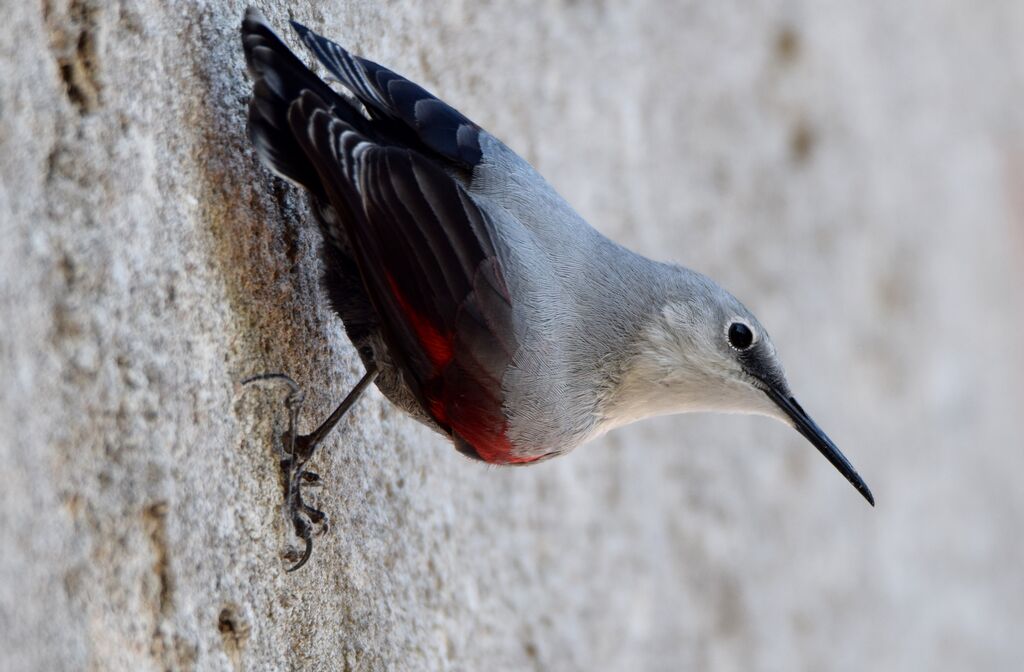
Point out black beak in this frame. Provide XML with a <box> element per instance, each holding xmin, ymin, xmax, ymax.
<box><xmin>765</xmin><ymin>387</ymin><xmax>874</xmax><ymax>506</ymax></box>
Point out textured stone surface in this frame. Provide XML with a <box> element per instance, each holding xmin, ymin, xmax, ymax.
<box><xmin>2</xmin><ymin>1</ymin><xmax>1023</xmax><ymax>670</ymax></box>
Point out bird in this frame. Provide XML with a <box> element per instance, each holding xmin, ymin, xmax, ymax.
<box><xmin>240</xmin><ymin>8</ymin><xmax>873</xmax><ymax>570</ymax></box>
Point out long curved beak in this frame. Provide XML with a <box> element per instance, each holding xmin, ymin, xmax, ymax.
<box><xmin>765</xmin><ymin>388</ymin><xmax>874</xmax><ymax>506</ymax></box>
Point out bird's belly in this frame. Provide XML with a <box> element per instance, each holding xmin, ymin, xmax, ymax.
<box><xmin>357</xmin><ymin>331</ymin><xmax>445</xmax><ymax>435</ymax></box>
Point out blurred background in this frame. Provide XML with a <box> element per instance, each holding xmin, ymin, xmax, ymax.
<box><xmin>2</xmin><ymin>1</ymin><xmax>1022</xmax><ymax>670</ymax></box>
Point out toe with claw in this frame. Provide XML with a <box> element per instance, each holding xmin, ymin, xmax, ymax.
<box><xmin>241</xmin><ymin>367</ymin><xmax>379</xmax><ymax>571</ymax></box>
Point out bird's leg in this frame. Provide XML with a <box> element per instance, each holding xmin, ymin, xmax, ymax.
<box><xmin>241</xmin><ymin>373</ymin><xmax>313</xmax><ymax>567</ymax></box>
<box><xmin>242</xmin><ymin>366</ymin><xmax>379</xmax><ymax>571</ymax></box>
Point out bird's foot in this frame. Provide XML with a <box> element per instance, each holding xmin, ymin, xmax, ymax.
<box><xmin>279</xmin><ymin>448</ymin><xmax>330</xmax><ymax>573</ymax></box>
<box><xmin>242</xmin><ymin>367</ymin><xmax>378</xmax><ymax>572</ymax></box>
<box><xmin>280</xmin><ymin>486</ymin><xmax>329</xmax><ymax>572</ymax></box>
<box><xmin>242</xmin><ymin>373</ymin><xmax>330</xmax><ymax>572</ymax></box>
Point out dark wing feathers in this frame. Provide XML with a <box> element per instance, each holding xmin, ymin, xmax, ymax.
<box><xmin>243</xmin><ymin>13</ymin><xmax>374</xmax><ymax>195</ymax></box>
<box><xmin>243</xmin><ymin>12</ymin><xmax>525</xmax><ymax>461</ymax></box>
<box><xmin>289</xmin><ymin>20</ymin><xmax>484</xmax><ymax>169</ymax></box>
<box><xmin>287</xmin><ymin>99</ymin><xmax>437</xmax><ymax>385</ymax></box>
<box><xmin>286</xmin><ymin>90</ymin><xmax>520</xmax><ymax>459</ymax></box>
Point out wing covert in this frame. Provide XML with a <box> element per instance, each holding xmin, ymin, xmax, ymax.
<box><xmin>288</xmin><ymin>92</ymin><xmax>526</xmax><ymax>461</ymax></box>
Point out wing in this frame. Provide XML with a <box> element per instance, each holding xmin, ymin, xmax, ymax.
<box><xmin>289</xmin><ymin>20</ymin><xmax>484</xmax><ymax>171</ymax></box>
<box><xmin>242</xmin><ymin>11</ymin><xmax>377</xmax><ymax>196</ymax></box>
<box><xmin>288</xmin><ymin>91</ymin><xmax>538</xmax><ymax>464</ymax></box>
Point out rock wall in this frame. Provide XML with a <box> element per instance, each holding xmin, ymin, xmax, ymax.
<box><xmin>2</xmin><ymin>1</ymin><xmax>1022</xmax><ymax>670</ymax></box>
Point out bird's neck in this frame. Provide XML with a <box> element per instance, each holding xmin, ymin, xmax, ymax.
<box><xmin>561</xmin><ymin>254</ymin><xmax>724</xmax><ymax>438</ymax></box>
<box><xmin>593</xmin><ymin>303</ymin><xmax>735</xmax><ymax>437</ymax></box>
<box><xmin>596</xmin><ymin>337</ymin><xmax>712</xmax><ymax>435</ymax></box>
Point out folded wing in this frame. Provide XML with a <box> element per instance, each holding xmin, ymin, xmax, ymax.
<box><xmin>288</xmin><ymin>91</ymin><xmax>536</xmax><ymax>463</ymax></box>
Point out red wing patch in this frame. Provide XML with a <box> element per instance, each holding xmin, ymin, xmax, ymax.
<box><xmin>428</xmin><ymin>396</ymin><xmax>449</xmax><ymax>425</ymax></box>
<box><xmin>385</xmin><ymin>270</ymin><xmax>527</xmax><ymax>464</ymax></box>
<box><xmin>385</xmin><ymin>272</ymin><xmax>453</xmax><ymax>369</ymax></box>
<box><xmin>385</xmin><ymin>264</ymin><xmax>538</xmax><ymax>464</ymax></box>
<box><xmin>466</xmin><ymin>432</ymin><xmax>541</xmax><ymax>464</ymax></box>
<box><xmin>451</xmin><ymin>416</ymin><xmax>541</xmax><ymax>464</ymax></box>
<box><xmin>443</xmin><ymin>390</ymin><xmax>542</xmax><ymax>465</ymax></box>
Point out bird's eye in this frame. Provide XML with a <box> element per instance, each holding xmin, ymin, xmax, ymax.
<box><xmin>727</xmin><ymin>322</ymin><xmax>754</xmax><ymax>350</ymax></box>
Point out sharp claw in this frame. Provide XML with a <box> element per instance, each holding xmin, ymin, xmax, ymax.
<box><xmin>284</xmin><ymin>510</ymin><xmax>315</xmax><ymax>572</ymax></box>
<box><xmin>241</xmin><ymin>372</ymin><xmax>298</xmax><ymax>389</ymax></box>
<box><xmin>244</xmin><ymin>372</ymin><xmax>327</xmax><ymax>573</ymax></box>
<box><xmin>248</xmin><ymin>369</ymin><xmax>377</xmax><ymax>573</ymax></box>
<box><xmin>286</xmin><ymin>535</ymin><xmax>313</xmax><ymax>572</ymax></box>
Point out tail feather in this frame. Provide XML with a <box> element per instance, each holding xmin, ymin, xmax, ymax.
<box><xmin>242</xmin><ymin>9</ymin><xmax>371</xmax><ymax>195</ymax></box>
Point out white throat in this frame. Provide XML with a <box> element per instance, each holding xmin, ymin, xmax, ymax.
<box><xmin>594</xmin><ymin>318</ymin><xmax>782</xmax><ymax>438</ymax></box>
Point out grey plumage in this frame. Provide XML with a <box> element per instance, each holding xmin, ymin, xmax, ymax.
<box><xmin>242</xmin><ymin>9</ymin><xmax>873</xmax><ymax>504</ymax></box>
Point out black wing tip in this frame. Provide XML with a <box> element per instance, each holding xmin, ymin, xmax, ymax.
<box><xmin>280</xmin><ymin>13</ymin><xmax>483</xmax><ymax>171</ymax></box>
<box><xmin>289</xmin><ymin>19</ymin><xmax>353</xmax><ymax>63</ymax></box>
<box><xmin>289</xmin><ymin>19</ymin><xmax>313</xmax><ymax>39</ymax></box>
<box><xmin>242</xmin><ymin>8</ymin><xmax>278</xmax><ymax>39</ymax></box>
<box><xmin>242</xmin><ymin>6</ymin><xmax>265</xmax><ymax>25</ymax></box>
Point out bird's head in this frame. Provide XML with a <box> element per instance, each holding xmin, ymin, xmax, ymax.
<box><xmin>604</xmin><ymin>270</ymin><xmax>873</xmax><ymax>504</ymax></box>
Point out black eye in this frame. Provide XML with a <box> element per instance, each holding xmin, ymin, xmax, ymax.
<box><xmin>727</xmin><ymin>322</ymin><xmax>754</xmax><ymax>350</ymax></box>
